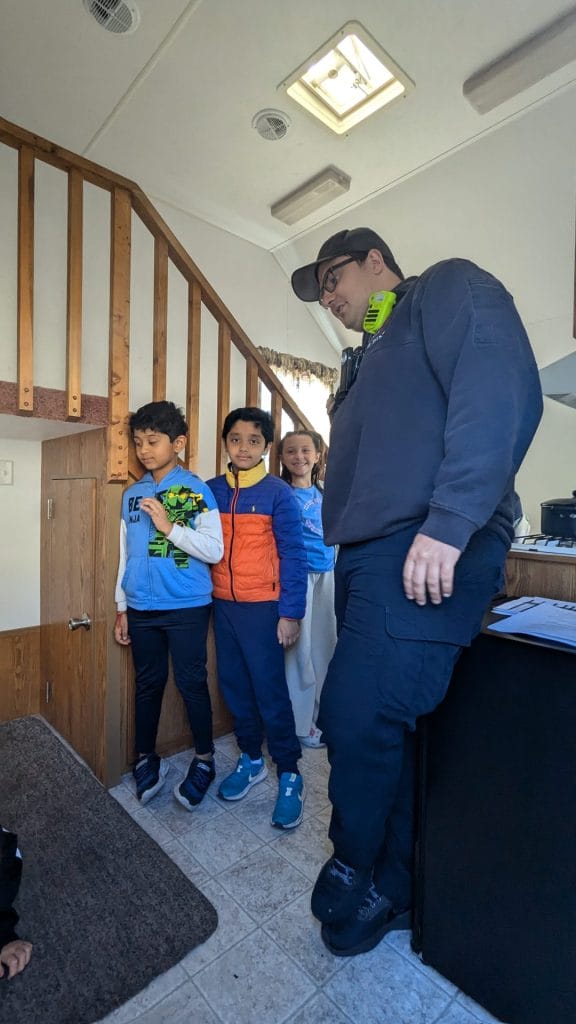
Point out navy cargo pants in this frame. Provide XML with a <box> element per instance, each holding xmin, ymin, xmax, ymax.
<box><xmin>317</xmin><ymin>524</ymin><xmax>506</xmax><ymax>909</ymax></box>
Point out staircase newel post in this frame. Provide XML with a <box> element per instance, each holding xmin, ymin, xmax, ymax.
<box><xmin>107</xmin><ymin>187</ymin><xmax>131</xmax><ymax>482</ymax></box>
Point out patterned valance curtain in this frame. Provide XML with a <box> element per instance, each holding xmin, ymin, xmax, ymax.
<box><xmin>258</xmin><ymin>347</ymin><xmax>339</xmax><ymax>391</ymax></box>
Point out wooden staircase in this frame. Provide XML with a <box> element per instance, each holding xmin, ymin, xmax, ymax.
<box><xmin>0</xmin><ymin>115</ymin><xmax>315</xmax><ymax>476</ymax></box>
<box><xmin>0</xmin><ymin>115</ymin><xmax>316</xmax><ymax>784</ymax></box>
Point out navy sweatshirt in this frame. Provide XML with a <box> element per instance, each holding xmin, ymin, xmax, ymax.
<box><xmin>323</xmin><ymin>259</ymin><xmax>543</xmax><ymax>552</ymax></box>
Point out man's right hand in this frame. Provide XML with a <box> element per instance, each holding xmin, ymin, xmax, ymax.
<box><xmin>402</xmin><ymin>533</ymin><xmax>462</xmax><ymax>606</ymax></box>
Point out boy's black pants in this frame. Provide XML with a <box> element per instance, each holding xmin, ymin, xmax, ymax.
<box><xmin>128</xmin><ymin>605</ymin><xmax>213</xmax><ymax>756</ymax></box>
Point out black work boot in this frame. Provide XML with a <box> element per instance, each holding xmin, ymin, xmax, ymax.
<box><xmin>321</xmin><ymin>882</ymin><xmax>411</xmax><ymax>957</ymax></box>
<box><xmin>311</xmin><ymin>856</ymin><xmax>372</xmax><ymax>925</ymax></box>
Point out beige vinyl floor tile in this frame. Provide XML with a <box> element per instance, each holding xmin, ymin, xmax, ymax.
<box><xmin>98</xmin><ymin>740</ymin><xmax>504</xmax><ymax>1024</ymax></box>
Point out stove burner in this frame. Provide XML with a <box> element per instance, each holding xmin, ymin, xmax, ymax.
<box><xmin>512</xmin><ymin>533</ymin><xmax>576</xmax><ymax>552</ymax></box>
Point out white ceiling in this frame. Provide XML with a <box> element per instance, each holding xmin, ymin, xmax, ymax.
<box><xmin>2</xmin><ymin>0</ymin><xmax>576</xmax><ymax>253</ymax></box>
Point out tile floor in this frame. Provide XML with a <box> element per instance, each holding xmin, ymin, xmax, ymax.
<box><xmin>101</xmin><ymin>735</ymin><xmax>503</xmax><ymax>1024</ymax></box>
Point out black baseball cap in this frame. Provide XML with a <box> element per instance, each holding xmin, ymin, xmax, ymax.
<box><xmin>291</xmin><ymin>227</ymin><xmax>401</xmax><ymax>302</ymax></box>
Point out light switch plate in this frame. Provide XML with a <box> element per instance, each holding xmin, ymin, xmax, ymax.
<box><xmin>0</xmin><ymin>460</ymin><xmax>14</xmax><ymax>485</ymax></box>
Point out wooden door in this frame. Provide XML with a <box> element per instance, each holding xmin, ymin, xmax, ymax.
<box><xmin>40</xmin><ymin>427</ymin><xmax>232</xmax><ymax>785</ymax></box>
<box><xmin>42</xmin><ymin>476</ymin><xmax>98</xmax><ymax>771</ymax></box>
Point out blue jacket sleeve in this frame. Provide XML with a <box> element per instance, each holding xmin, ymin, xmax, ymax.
<box><xmin>271</xmin><ymin>483</ymin><xmax>308</xmax><ymax>619</ymax></box>
<box><xmin>417</xmin><ymin>260</ymin><xmax>543</xmax><ymax>550</ymax></box>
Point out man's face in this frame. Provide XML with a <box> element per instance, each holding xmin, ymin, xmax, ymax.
<box><xmin>317</xmin><ymin>254</ymin><xmax>375</xmax><ymax>332</ymax></box>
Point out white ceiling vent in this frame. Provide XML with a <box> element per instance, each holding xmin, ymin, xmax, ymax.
<box><xmin>83</xmin><ymin>0</ymin><xmax>140</xmax><ymax>35</ymax></box>
<box><xmin>252</xmin><ymin>109</ymin><xmax>291</xmax><ymax>141</ymax></box>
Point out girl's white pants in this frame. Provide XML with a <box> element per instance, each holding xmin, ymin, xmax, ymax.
<box><xmin>285</xmin><ymin>570</ymin><xmax>337</xmax><ymax>737</ymax></box>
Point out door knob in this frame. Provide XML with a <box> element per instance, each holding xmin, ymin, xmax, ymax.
<box><xmin>68</xmin><ymin>613</ymin><xmax>91</xmax><ymax>631</ymax></box>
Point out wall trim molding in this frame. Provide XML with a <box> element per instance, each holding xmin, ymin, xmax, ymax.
<box><xmin>0</xmin><ymin>625</ymin><xmax>40</xmax><ymax>721</ymax></box>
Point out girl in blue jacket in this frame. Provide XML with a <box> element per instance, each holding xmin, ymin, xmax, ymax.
<box><xmin>279</xmin><ymin>430</ymin><xmax>337</xmax><ymax>748</ymax></box>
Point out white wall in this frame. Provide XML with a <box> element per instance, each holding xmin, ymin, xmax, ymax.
<box><xmin>515</xmin><ymin>397</ymin><xmax>576</xmax><ymax>532</ymax></box>
<box><xmin>0</xmin><ymin>439</ymin><xmax>41</xmax><ymax>630</ymax></box>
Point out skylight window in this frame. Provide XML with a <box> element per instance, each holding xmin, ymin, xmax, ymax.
<box><xmin>280</xmin><ymin>22</ymin><xmax>413</xmax><ymax>134</ymax></box>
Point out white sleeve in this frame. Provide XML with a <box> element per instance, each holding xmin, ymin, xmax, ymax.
<box><xmin>115</xmin><ymin>519</ymin><xmax>128</xmax><ymax>612</ymax></box>
<box><xmin>167</xmin><ymin>507</ymin><xmax>224</xmax><ymax>565</ymax></box>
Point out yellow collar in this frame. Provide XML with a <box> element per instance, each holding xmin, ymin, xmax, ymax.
<box><xmin>225</xmin><ymin>460</ymin><xmax>267</xmax><ymax>489</ymax></box>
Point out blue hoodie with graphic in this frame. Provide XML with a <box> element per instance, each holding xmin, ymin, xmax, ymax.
<box><xmin>115</xmin><ymin>465</ymin><xmax>223</xmax><ymax>611</ymax></box>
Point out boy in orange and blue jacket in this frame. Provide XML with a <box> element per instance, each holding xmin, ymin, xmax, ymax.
<box><xmin>207</xmin><ymin>407</ymin><xmax>308</xmax><ymax>829</ymax></box>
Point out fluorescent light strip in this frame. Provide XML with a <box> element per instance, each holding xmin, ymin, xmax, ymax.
<box><xmin>464</xmin><ymin>8</ymin><xmax>576</xmax><ymax>114</ymax></box>
<box><xmin>271</xmin><ymin>166</ymin><xmax>351</xmax><ymax>225</ymax></box>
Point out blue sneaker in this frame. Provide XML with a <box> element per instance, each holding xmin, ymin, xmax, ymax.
<box><xmin>272</xmin><ymin>772</ymin><xmax>305</xmax><ymax>829</ymax></box>
<box><xmin>218</xmin><ymin>753</ymin><xmax>268</xmax><ymax>801</ymax></box>
<box><xmin>173</xmin><ymin>756</ymin><xmax>215</xmax><ymax>811</ymax></box>
<box><xmin>133</xmin><ymin>753</ymin><xmax>168</xmax><ymax>804</ymax></box>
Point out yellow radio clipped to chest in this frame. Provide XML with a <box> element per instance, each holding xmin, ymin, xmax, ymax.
<box><xmin>363</xmin><ymin>290</ymin><xmax>397</xmax><ymax>334</ymax></box>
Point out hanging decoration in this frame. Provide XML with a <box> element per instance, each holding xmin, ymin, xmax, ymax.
<box><xmin>258</xmin><ymin>347</ymin><xmax>339</xmax><ymax>391</ymax></box>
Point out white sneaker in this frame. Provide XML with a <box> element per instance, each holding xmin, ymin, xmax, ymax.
<box><xmin>300</xmin><ymin>725</ymin><xmax>326</xmax><ymax>749</ymax></box>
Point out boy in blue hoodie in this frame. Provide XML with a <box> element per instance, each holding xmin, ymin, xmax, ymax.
<box><xmin>114</xmin><ymin>401</ymin><xmax>223</xmax><ymax>810</ymax></box>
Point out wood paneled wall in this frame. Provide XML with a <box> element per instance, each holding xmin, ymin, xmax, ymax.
<box><xmin>0</xmin><ymin>627</ymin><xmax>40</xmax><ymax>721</ymax></box>
<box><xmin>505</xmin><ymin>551</ymin><xmax>576</xmax><ymax>602</ymax></box>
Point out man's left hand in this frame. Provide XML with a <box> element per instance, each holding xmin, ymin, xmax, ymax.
<box><xmin>402</xmin><ymin>534</ymin><xmax>461</xmax><ymax>606</ymax></box>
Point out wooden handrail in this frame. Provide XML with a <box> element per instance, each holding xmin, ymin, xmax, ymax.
<box><xmin>1</xmin><ymin>114</ymin><xmax>318</xmax><ymax>481</ymax></box>
<box><xmin>0</xmin><ymin>116</ymin><xmax>140</xmax><ymax>194</ymax></box>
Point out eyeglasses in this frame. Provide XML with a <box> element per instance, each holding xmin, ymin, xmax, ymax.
<box><xmin>318</xmin><ymin>256</ymin><xmax>359</xmax><ymax>304</ymax></box>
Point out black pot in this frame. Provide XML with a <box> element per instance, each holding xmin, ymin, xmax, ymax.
<box><xmin>540</xmin><ymin>490</ymin><xmax>576</xmax><ymax>538</ymax></box>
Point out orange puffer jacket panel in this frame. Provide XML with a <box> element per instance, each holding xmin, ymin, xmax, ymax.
<box><xmin>207</xmin><ymin>462</ymin><xmax>307</xmax><ymax>618</ymax></box>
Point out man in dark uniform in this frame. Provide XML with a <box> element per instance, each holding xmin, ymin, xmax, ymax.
<box><xmin>291</xmin><ymin>228</ymin><xmax>543</xmax><ymax>956</ymax></box>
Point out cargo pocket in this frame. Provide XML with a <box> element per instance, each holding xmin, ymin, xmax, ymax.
<box><xmin>382</xmin><ymin>610</ymin><xmax>462</xmax><ymax>723</ymax></box>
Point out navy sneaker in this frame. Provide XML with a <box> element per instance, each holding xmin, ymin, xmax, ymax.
<box><xmin>133</xmin><ymin>753</ymin><xmax>168</xmax><ymax>804</ymax></box>
<box><xmin>321</xmin><ymin>882</ymin><xmax>412</xmax><ymax>957</ymax></box>
<box><xmin>173</xmin><ymin>756</ymin><xmax>215</xmax><ymax>811</ymax></box>
<box><xmin>218</xmin><ymin>753</ymin><xmax>268</xmax><ymax>800</ymax></box>
<box><xmin>272</xmin><ymin>772</ymin><xmax>305</xmax><ymax>829</ymax></box>
<box><xmin>311</xmin><ymin>856</ymin><xmax>372</xmax><ymax>925</ymax></box>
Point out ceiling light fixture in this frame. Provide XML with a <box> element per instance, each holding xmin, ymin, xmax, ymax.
<box><xmin>463</xmin><ymin>8</ymin><xmax>576</xmax><ymax>113</ymax></box>
<box><xmin>270</xmin><ymin>166</ymin><xmax>351</xmax><ymax>225</ymax></box>
<box><xmin>279</xmin><ymin>21</ymin><xmax>413</xmax><ymax>135</ymax></box>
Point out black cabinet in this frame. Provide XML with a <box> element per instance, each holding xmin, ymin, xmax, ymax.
<box><xmin>414</xmin><ymin>633</ymin><xmax>576</xmax><ymax>1024</ymax></box>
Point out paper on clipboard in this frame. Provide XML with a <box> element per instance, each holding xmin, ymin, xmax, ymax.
<box><xmin>488</xmin><ymin>599</ymin><xmax>576</xmax><ymax>647</ymax></box>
